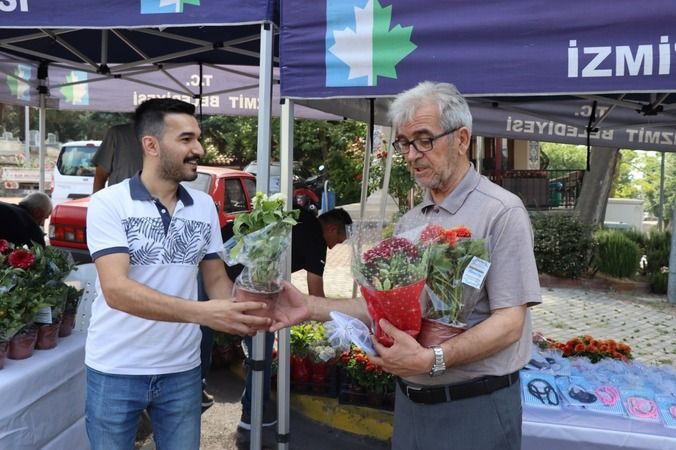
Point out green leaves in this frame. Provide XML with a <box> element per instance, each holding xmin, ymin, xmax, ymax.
<box><xmin>229</xmin><ymin>193</ymin><xmax>299</xmax><ymax>292</ymax></box>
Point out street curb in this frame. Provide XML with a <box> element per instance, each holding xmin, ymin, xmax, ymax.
<box><xmin>231</xmin><ymin>363</ymin><xmax>392</xmax><ymax>443</ymax></box>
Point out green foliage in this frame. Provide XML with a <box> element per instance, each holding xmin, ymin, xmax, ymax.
<box><xmin>540</xmin><ymin>143</ymin><xmax>587</xmax><ymax>170</ymax></box>
<box><xmin>367</xmin><ymin>153</ymin><xmax>417</xmax><ymax>211</ymax></box>
<box><xmin>290</xmin><ymin>322</ymin><xmax>325</xmax><ymax>358</ymax></box>
<box><xmin>532</xmin><ymin>213</ymin><xmax>596</xmax><ymax>278</ymax></box>
<box><xmin>593</xmin><ymin>229</ymin><xmax>641</xmax><ymax>278</ymax></box>
<box><xmin>648</xmin><ymin>271</ymin><xmax>668</xmax><ymax>294</ymax></box>
<box><xmin>642</xmin><ymin>230</ymin><xmax>671</xmax><ymax>293</ymax></box>
<box><xmin>643</xmin><ymin>230</ymin><xmax>671</xmax><ymax>273</ymax></box>
<box><xmin>64</xmin><ymin>285</ymin><xmax>84</xmax><ymax>313</ymax></box>
<box><xmin>230</xmin><ymin>193</ymin><xmax>299</xmax><ymax>291</ymax></box>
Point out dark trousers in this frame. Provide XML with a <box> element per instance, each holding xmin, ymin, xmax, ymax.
<box><xmin>392</xmin><ymin>380</ymin><xmax>522</xmax><ymax>450</ymax></box>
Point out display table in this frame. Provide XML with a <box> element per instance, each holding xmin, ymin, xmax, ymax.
<box><xmin>523</xmin><ymin>405</ymin><xmax>676</xmax><ymax>450</ymax></box>
<box><xmin>0</xmin><ymin>332</ymin><xmax>89</xmax><ymax>450</ymax></box>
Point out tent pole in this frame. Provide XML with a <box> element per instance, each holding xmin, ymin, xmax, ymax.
<box><xmin>380</xmin><ymin>126</ymin><xmax>393</xmax><ymax>226</ymax></box>
<box><xmin>250</xmin><ymin>21</ymin><xmax>274</xmax><ymax>450</ymax></box>
<box><xmin>277</xmin><ymin>98</ymin><xmax>294</xmax><ymax>450</ymax></box>
<box><xmin>24</xmin><ymin>106</ymin><xmax>30</xmax><ymax>164</ymax></box>
<box><xmin>353</xmin><ymin>99</ymin><xmax>375</xmax><ymax>298</ymax></box>
<box><xmin>37</xmin><ymin>62</ymin><xmax>47</xmax><ymax>192</ymax></box>
<box><xmin>659</xmin><ymin>151</ymin><xmax>665</xmax><ymax>231</ymax></box>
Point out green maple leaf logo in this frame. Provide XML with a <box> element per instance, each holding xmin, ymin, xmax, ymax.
<box><xmin>372</xmin><ymin>1</ymin><xmax>416</xmax><ymax>82</ymax></box>
<box><xmin>6</xmin><ymin>65</ymin><xmax>31</xmax><ymax>100</ymax></box>
<box><xmin>59</xmin><ymin>71</ymin><xmax>89</xmax><ymax>105</ymax></box>
<box><xmin>329</xmin><ymin>0</ymin><xmax>416</xmax><ymax>86</ymax></box>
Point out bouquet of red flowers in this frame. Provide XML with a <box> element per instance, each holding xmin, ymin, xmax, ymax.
<box><xmin>416</xmin><ymin>224</ymin><xmax>489</xmax><ymax>347</ymax></box>
<box><xmin>352</xmin><ymin>226</ymin><xmax>428</xmax><ymax>346</ymax></box>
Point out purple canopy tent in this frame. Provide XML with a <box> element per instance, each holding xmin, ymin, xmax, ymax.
<box><xmin>278</xmin><ymin>0</ymin><xmax>676</xmax><ymax>325</ymax></box>
<box><xmin>0</xmin><ymin>2</ymin><xmax>294</xmax><ymax>448</ymax></box>
<box><xmin>280</xmin><ymin>0</ymin><xmax>676</xmax><ymax>150</ymax></box>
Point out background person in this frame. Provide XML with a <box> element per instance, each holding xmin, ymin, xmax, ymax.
<box><xmin>272</xmin><ymin>81</ymin><xmax>541</xmax><ymax>450</ymax></box>
<box><xmin>0</xmin><ymin>191</ymin><xmax>52</xmax><ymax>246</ymax></box>
<box><xmin>204</xmin><ymin>207</ymin><xmax>352</xmax><ymax>435</ymax></box>
<box><xmin>84</xmin><ymin>98</ymin><xmax>272</xmax><ymax>450</ymax></box>
<box><xmin>92</xmin><ymin>122</ymin><xmax>143</xmax><ymax>192</ymax></box>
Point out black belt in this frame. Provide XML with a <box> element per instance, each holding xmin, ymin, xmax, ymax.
<box><xmin>397</xmin><ymin>371</ymin><xmax>520</xmax><ymax>404</ymax></box>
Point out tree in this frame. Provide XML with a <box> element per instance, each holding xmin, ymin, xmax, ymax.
<box><xmin>540</xmin><ymin>142</ymin><xmax>587</xmax><ymax>170</ymax></box>
<box><xmin>574</xmin><ymin>146</ymin><xmax>620</xmax><ymax>227</ymax></box>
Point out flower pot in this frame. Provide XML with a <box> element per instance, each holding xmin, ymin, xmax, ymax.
<box><xmin>0</xmin><ymin>341</ymin><xmax>8</xmax><ymax>369</ymax></box>
<box><xmin>360</xmin><ymin>279</ymin><xmax>426</xmax><ymax>346</ymax></box>
<box><xmin>36</xmin><ymin>323</ymin><xmax>60</xmax><ymax>350</ymax></box>
<box><xmin>234</xmin><ymin>283</ymin><xmax>281</xmax><ymax>319</ymax></box>
<box><xmin>310</xmin><ymin>361</ymin><xmax>329</xmax><ymax>384</ymax></box>
<box><xmin>9</xmin><ymin>328</ymin><xmax>38</xmax><ymax>360</ymax></box>
<box><xmin>59</xmin><ymin>311</ymin><xmax>76</xmax><ymax>337</ymax></box>
<box><xmin>417</xmin><ymin>318</ymin><xmax>466</xmax><ymax>347</ymax></box>
<box><xmin>291</xmin><ymin>355</ymin><xmax>311</xmax><ymax>390</ymax></box>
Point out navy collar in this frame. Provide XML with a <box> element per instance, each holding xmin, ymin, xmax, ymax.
<box><xmin>129</xmin><ymin>173</ymin><xmax>194</xmax><ymax>206</ymax></box>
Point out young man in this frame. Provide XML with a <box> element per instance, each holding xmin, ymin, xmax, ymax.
<box><xmin>273</xmin><ymin>82</ymin><xmax>541</xmax><ymax>450</ymax></box>
<box><xmin>85</xmin><ymin>98</ymin><xmax>271</xmax><ymax>450</ymax></box>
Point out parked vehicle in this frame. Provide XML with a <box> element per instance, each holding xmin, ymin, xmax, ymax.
<box><xmin>292</xmin><ymin>166</ymin><xmax>327</xmax><ymax>215</ymax></box>
<box><xmin>51</xmin><ymin>140</ymin><xmax>101</xmax><ymax>206</ymax></box>
<box><xmin>1</xmin><ymin>166</ymin><xmax>53</xmax><ymax>191</ymax></box>
<box><xmin>48</xmin><ymin>166</ymin><xmax>256</xmax><ymax>263</ymax></box>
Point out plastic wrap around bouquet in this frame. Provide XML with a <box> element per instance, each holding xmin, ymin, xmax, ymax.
<box><xmin>226</xmin><ymin>193</ymin><xmax>299</xmax><ymax>305</ymax></box>
<box><xmin>418</xmin><ymin>224</ymin><xmax>490</xmax><ymax>347</ymax></box>
<box><xmin>351</xmin><ymin>224</ymin><xmax>428</xmax><ymax>347</ymax></box>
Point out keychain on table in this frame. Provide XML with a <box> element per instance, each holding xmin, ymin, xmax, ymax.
<box><xmin>569</xmin><ymin>384</ymin><xmax>597</xmax><ymax>403</ymax></box>
<box><xmin>594</xmin><ymin>385</ymin><xmax>620</xmax><ymax>406</ymax></box>
<box><xmin>527</xmin><ymin>378</ymin><xmax>560</xmax><ymax>406</ymax></box>
<box><xmin>626</xmin><ymin>396</ymin><xmax>658</xmax><ymax>420</ymax></box>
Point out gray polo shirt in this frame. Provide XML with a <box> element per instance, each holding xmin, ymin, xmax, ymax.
<box><xmin>396</xmin><ymin>164</ymin><xmax>541</xmax><ymax>385</ymax></box>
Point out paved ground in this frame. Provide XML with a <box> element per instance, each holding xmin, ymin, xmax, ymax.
<box><xmin>189</xmin><ymin>242</ymin><xmax>675</xmax><ymax>449</ymax></box>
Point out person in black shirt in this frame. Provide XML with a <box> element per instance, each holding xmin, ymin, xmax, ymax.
<box><xmin>0</xmin><ymin>192</ymin><xmax>52</xmax><ymax>247</ymax></box>
<box><xmin>207</xmin><ymin>208</ymin><xmax>352</xmax><ymax>434</ymax></box>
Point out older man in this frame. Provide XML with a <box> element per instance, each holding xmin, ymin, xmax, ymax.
<box><xmin>0</xmin><ymin>192</ymin><xmax>52</xmax><ymax>246</ymax></box>
<box><xmin>276</xmin><ymin>81</ymin><xmax>541</xmax><ymax>450</ymax></box>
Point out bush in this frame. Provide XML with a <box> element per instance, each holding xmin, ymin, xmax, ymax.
<box><xmin>649</xmin><ymin>271</ymin><xmax>668</xmax><ymax>294</ymax></box>
<box><xmin>644</xmin><ymin>230</ymin><xmax>671</xmax><ymax>274</ymax></box>
<box><xmin>593</xmin><ymin>229</ymin><xmax>641</xmax><ymax>278</ymax></box>
<box><xmin>643</xmin><ymin>230</ymin><xmax>671</xmax><ymax>293</ymax></box>
<box><xmin>532</xmin><ymin>213</ymin><xmax>596</xmax><ymax>278</ymax></box>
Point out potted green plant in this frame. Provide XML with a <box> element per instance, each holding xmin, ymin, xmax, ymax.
<box><xmin>59</xmin><ymin>285</ymin><xmax>83</xmax><ymax>337</ymax></box>
<box><xmin>228</xmin><ymin>193</ymin><xmax>299</xmax><ymax>307</ymax></box>
<box><xmin>0</xmin><ymin>241</ymin><xmax>76</xmax><ymax>359</ymax></box>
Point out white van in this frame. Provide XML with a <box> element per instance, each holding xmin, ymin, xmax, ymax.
<box><xmin>51</xmin><ymin>140</ymin><xmax>101</xmax><ymax>206</ymax></box>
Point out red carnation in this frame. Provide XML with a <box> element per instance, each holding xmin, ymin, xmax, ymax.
<box><xmin>451</xmin><ymin>226</ymin><xmax>472</xmax><ymax>238</ymax></box>
<box><xmin>363</xmin><ymin>236</ymin><xmax>418</xmax><ymax>263</ymax></box>
<box><xmin>8</xmin><ymin>248</ymin><xmax>36</xmax><ymax>269</ymax></box>
<box><xmin>420</xmin><ymin>224</ymin><xmax>445</xmax><ymax>243</ymax></box>
<box><xmin>0</xmin><ymin>239</ymin><xmax>10</xmax><ymax>254</ymax></box>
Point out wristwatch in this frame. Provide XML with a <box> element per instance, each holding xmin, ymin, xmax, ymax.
<box><xmin>429</xmin><ymin>346</ymin><xmax>446</xmax><ymax>376</ymax></box>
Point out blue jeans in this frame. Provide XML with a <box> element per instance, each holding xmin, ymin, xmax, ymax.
<box><xmin>242</xmin><ymin>332</ymin><xmax>275</xmax><ymax>414</ymax></box>
<box><xmin>86</xmin><ymin>366</ymin><xmax>202</xmax><ymax>450</ymax></box>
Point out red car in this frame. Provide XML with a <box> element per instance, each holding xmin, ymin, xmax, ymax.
<box><xmin>48</xmin><ymin>166</ymin><xmax>256</xmax><ymax>263</ymax></box>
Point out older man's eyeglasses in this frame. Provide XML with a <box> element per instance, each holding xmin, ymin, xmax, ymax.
<box><xmin>391</xmin><ymin>126</ymin><xmax>461</xmax><ymax>155</ymax></box>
